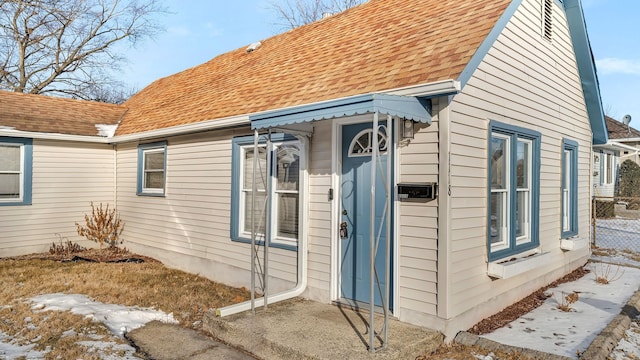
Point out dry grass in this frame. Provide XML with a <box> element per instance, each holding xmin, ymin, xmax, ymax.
<box><xmin>0</xmin><ymin>255</ymin><xmax>249</xmax><ymax>359</ymax></box>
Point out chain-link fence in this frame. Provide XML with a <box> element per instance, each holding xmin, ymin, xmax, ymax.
<box><xmin>592</xmin><ymin>197</ymin><xmax>640</xmax><ymax>262</ymax></box>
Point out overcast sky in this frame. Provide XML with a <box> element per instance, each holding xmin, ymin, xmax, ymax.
<box><xmin>116</xmin><ymin>1</ymin><xmax>640</xmax><ymax>124</ymax></box>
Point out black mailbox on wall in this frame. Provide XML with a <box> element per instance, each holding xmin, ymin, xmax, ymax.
<box><xmin>397</xmin><ymin>183</ymin><xmax>437</xmax><ymax>201</ymax></box>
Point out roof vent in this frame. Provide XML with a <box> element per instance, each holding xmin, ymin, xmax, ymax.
<box><xmin>322</xmin><ymin>12</ymin><xmax>333</xmax><ymax>19</ymax></box>
<box><xmin>246</xmin><ymin>41</ymin><xmax>262</xmax><ymax>53</ymax></box>
<box><xmin>542</xmin><ymin>0</ymin><xmax>553</xmax><ymax>41</ymax></box>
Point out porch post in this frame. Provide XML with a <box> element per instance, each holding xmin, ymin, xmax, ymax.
<box><xmin>384</xmin><ymin>114</ymin><xmax>392</xmax><ymax>347</ymax></box>
<box><xmin>264</xmin><ymin>129</ymin><xmax>272</xmax><ymax>310</ymax></box>
<box><xmin>369</xmin><ymin>111</ymin><xmax>379</xmax><ymax>352</ymax></box>
<box><xmin>251</xmin><ymin>129</ymin><xmax>259</xmax><ymax>314</ymax></box>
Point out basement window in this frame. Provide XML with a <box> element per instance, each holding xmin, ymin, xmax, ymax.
<box><xmin>542</xmin><ymin>0</ymin><xmax>553</xmax><ymax>41</ymax></box>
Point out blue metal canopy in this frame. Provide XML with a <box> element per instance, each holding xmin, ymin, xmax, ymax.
<box><xmin>250</xmin><ymin>93</ymin><xmax>431</xmax><ymax>130</ymax></box>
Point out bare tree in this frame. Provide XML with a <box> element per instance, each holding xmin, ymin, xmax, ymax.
<box><xmin>83</xmin><ymin>83</ymin><xmax>138</xmax><ymax>104</ymax></box>
<box><xmin>0</xmin><ymin>0</ymin><xmax>165</xmax><ymax>101</ymax></box>
<box><xmin>270</xmin><ymin>0</ymin><xmax>365</xmax><ymax>29</ymax></box>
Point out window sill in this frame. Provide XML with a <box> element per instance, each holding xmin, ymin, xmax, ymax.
<box><xmin>0</xmin><ymin>201</ymin><xmax>31</xmax><ymax>206</ymax></box>
<box><xmin>136</xmin><ymin>192</ymin><xmax>166</xmax><ymax>197</ymax></box>
<box><xmin>560</xmin><ymin>237</ymin><xmax>588</xmax><ymax>251</ymax></box>
<box><xmin>487</xmin><ymin>250</ymin><xmax>551</xmax><ymax>279</ymax></box>
<box><xmin>231</xmin><ymin>236</ymin><xmax>298</xmax><ymax>252</ymax></box>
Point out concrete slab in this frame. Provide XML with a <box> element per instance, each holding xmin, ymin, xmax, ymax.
<box><xmin>203</xmin><ymin>298</ymin><xmax>444</xmax><ymax>360</ymax></box>
<box><xmin>126</xmin><ymin>320</ymin><xmax>255</xmax><ymax>360</ymax></box>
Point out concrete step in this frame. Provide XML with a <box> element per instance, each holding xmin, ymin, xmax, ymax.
<box><xmin>203</xmin><ymin>298</ymin><xmax>443</xmax><ymax>360</ymax></box>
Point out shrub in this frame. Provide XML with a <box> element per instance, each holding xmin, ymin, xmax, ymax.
<box><xmin>618</xmin><ymin>159</ymin><xmax>640</xmax><ymax>198</ymax></box>
<box><xmin>76</xmin><ymin>202</ymin><xmax>124</xmax><ymax>249</ymax></box>
<box><xmin>50</xmin><ymin>234</ymin><xmax>86</xmax><ymax>255</ymax></box>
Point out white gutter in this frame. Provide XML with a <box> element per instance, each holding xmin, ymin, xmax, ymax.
<box><xmin>383</xmin><ymin>79</ymin><xmax>461</xmax><ymax>97</ymax></box>
<box><xmin>595</xmin><ymin>140</ymin><xmax>640</xmax><ymax>153</ymax></box>
<box><xmin>0</xmin><ymin>129</ymin><xmax>110</xmax><ymax>143</ymax></box>
<box><xmin>612</xmin><ymin>137</ymin><xmax>640</xmax><ymax>143</ymax></box>
<box><xmin>216</xmin><ymin>134</ymin><xmax>310</xmax><ymax>317</ymax></box>
<box><xmin>0</xmin><ymin>115</ymin><xmax>250</xmax><ymax>144</ymax></box>
<box><xmin>110</xmin><ymin>115</ymin><xmax>250</xmax><ymax>143</ymax></box>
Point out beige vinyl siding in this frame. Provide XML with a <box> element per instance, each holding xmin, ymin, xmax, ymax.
<box><xmin>306</xmin><ymin>119</ymin><xmax>333</xmax><ymax>298</ymax></box>
<box><xmin>0</xmin><ymin>140</ymin><xmax>114</xmax><ymax>256</ymax></box>
<box><xmin>397</xmin><ymin>113</ymin><xmax>439</xmax><ymax>317</ymax></box>
<box><xmin>446</xmin><ymin>0</ymin><xmax>592</xmax><ymax>319</ymax></box>
<box><xmin>593</xmin><ymin>151</ymin><xmax>616</xmax><ymax>198</ymax></box>
<box><xmin>116</xmin><ymin>129</ymin><xmax>298</xmax><ymax>290</ymax></box>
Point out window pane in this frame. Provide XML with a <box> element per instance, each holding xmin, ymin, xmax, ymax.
<box><xmin>490</xmin><ymin>192</ymin><xmax>506</xmax><ymax>245</ymax></box>
<box><xmin>244</xmin><ymin>191</ymin><xmax>267</xmax><ymax>234</ymax></box>
<box><xmin>244</xmin><ymin>148</ymin><xmax>267</xmax><ymax>190</ymax></box>
<box><xmin>0</xmin><ymin>145</ymin><xmax>20</xmax><ymax>171</ymax></box>
<box><xmin>516</xmin><ymin>190</ymin><xmax>529</xmax><ymax>238</ymax></box>
<box><xmin>516</xmin><ymin>141</ymin><xmax>529</xmax><ymax>188</ymax></box>
<box><xmin>144</xmin><ymin>151</ymin><xmax>164</xmax><ymax>170</ymax></box>
<box><xmin>606</xmin><ymin>154</ymin><xmax>613</xmax><ymax>184</ymax></box>
<box><xmin>562</xmin><ymin>189</ymin><xmax>570</xmax><ymax>232</ymax></box>
<box><xmin>563</xmin><ymin>150</ymin><xmax>570</xmax><ymax>189</ymax></box>
<box><xmin>144</xmin><ymin>171</ymin><xmax>164</xmax><ymax>189</ymax></box>
<box><xmin>277</xmin><ymin>145</ymin><xmax>299</xmax><ymax>191</ymax></box>
<box><xmin>490</xmin><ymin>137</ymin><xmax>507</xmax><ymax>189</ymax></box>
<box><xmin>0</xmin><ymin>174</ymin><xmax>19</xmax><ymax>198</ymax></box>
<box><xmin>277</xmin><ymin>193</ymin><xmax>299</xmax><ymax>238</ymax></box>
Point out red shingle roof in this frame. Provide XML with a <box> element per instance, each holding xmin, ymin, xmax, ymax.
<box><xmin>117</xmin><ymin>0</ymin><xmax>511</xmax><ymax>135</ymax></box>
<box><xmin>0</xmin><ymin>91</ymin><xmax>127</xmax><ymax>136</ymax></box>
<box><xmin>606</xmin><ymin>115</ymin><xmax>640</xmax><ymax>139</ymax></box>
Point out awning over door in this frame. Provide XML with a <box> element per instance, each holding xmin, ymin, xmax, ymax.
<box><xmin>250</xmin><ymin>93</ymin><xmax>431</xmax><ymax>130</ymax></box>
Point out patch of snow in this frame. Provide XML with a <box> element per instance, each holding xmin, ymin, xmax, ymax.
<box><xmin>481</xmin><ymin>266</ymin><xmax>640</xmax><ymax>358</ymax></box>
<box><xmin>0</xmin><ymin>331</ymin><xmax>47</xmax><ymax>360</ymax></box>
<box><xmin>29</xmin><ymin>293</ymin><xmax>178</xmax><ymax>337</ymax></box>
<box><xmin>95</xmin><ymin>124</ymin><xmax>119</xmax><ymax>137</ymax></box>
<box><xmin>76</xmin><ymin>341</ymin><xmax>138</xmax><ymax>360</ymax></box>
<box><xmin>609</xmin><ymin>319</ymin><xmax>640</xmax><ymax>360</ymax></box>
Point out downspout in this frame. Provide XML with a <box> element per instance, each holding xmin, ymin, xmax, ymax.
<box><xmin>216</xmin><ymin>133</ymin><xmax>309</xmax><ymax>317</ymax></box>
<box><xmin>113</xmin><ymin>144</ymin><xmax>117</xmax><ymax>209</ymax></box>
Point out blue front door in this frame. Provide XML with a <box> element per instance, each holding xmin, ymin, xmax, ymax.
<box><xmin>340</xmin><ymin>122</ymin><xmax>391</xmax><ymax>307</ymax></box>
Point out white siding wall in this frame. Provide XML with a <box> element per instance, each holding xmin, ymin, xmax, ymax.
<box><xmin>445</xmin><ymin>0</ymin><xmax>592</xmax><ymax>326</ymax></box>
<box><xmin>116</xmin><ymin>129</ymin><xmax>297</xmax><ymax>292</ymax></box>
<box><xmin>397</xmin><ymin>113</ymin><xmax>440</xmax><ymax>319</ymax></box>
<box><xmin>593</xmin><ymin>151</ymin><xmax>617</xmax><ymax>198</ymax></box>
<box><xmin>0</xmin><ymin>140</ymin><xmax>115</xmax><ymax>256</ymax></box>
<box><xmin>306</xmin><ymin>119</ymin><xmax>333</xmax><ymax>300</ymax></box>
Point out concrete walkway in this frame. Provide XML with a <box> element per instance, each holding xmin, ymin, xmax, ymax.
<box><xmin>126</xmin><ymin>321</ymin><xmax>256</xmax><ymax>360</ymax></box>
<box><xmin>203</xmin><ymin>298</ymin><xmax>444</xmax><ymax>360</ymax></box>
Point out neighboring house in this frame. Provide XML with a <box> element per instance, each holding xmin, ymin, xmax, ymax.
<box><xmin>0</xmin><ymin>0</ymin><xmax>607</xmax><ymax>339</ymax></box>
<box><xmin>593</xmin><ymin>116</ymin><xmax>640</xmax><ymax>197</ymax></box>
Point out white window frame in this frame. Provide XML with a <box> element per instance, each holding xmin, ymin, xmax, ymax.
<box><xmin>488</xmin><ymin>121</ymin><xmax>540</xmax><ymax>262</ymax></box>
<box><xmin>515</xmin><ymin>138</ymin><xmax>532</xmax><ymax>246</ymax></box>
<box><xmin>562</xmin><ymin>149</ymin><xmax>571</xmax><ymax>232</ymax></box>
<box><xmin>0</xmin><ymin>143</ymin><xmax>25</xmax><ymax>203</ymax></box>
<box><xmin>237</xmin><ymin>140</ymin><xmax>302</xmax><ymax>248</ymax></box>
<box><xmin>603</xmin><ymin>152</ymin><xmax>614</xmax><ymax>185</ymax></box>
<box><xmin>347</xmin><ymin>126</ymin><xmax>388</xmax><ymax>157</ymax></box>
<box><xmin>490</xmin><ymin>132</ymin><xmax>511</xmax><ymax>252</ymax></box>
<box><xmin>137</xmin><ymin>142</ymin><xmax>167</xmax><ymax>196</ymax></box>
